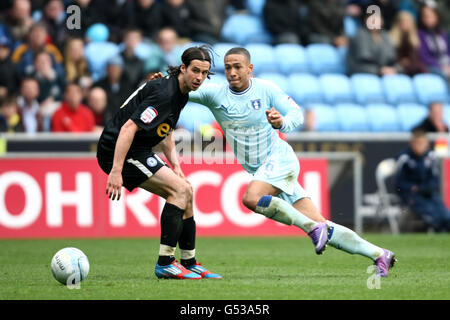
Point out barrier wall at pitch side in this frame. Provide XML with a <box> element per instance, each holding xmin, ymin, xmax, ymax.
<box><xmin>0</xmin><ymin>155</ymin><xmax>330</xmax><ymax>238</ymax></box>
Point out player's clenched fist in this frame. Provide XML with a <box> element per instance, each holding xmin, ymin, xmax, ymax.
<box><xmin>265</xmin><ymin>107</ymin><xmax>283</xmax><ymax>129</ymax></box>
<box><xmin>106</xmin><ymin>168</ymin><xmax>123</xmax><ymax>201</ymax></box>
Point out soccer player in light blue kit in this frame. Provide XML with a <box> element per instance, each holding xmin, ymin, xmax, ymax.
<box><xmin>188</xmin><ymin>47</ymin><xmax>396</xmax><ymax>277</ymax></box>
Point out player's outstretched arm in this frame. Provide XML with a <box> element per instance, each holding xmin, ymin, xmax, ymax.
<box><xmin>107</xmin><ymin>119</ymin><xmax>139</xmax><ymax>201</ymax></box>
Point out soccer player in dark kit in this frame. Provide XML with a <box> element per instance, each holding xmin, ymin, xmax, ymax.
<box><xmin>96</xmin><ymin>46</ymin><xmax>222</xmax><ymax>279</ymax></box>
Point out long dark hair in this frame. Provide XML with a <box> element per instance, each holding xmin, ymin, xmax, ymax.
<box><xmin>167</xmin><ymin>44</ymin><xmax>215</xmax><ymax>79</ymax></box>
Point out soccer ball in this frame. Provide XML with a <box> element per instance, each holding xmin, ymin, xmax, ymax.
<box><xmin>51</xmin><ymin>247</ymin><xmax>90</xmax><ymax>286</ymax></box>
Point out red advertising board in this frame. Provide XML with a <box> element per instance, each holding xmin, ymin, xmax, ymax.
<box><xmin>0</xmin><ymin>156</ymin><xmax>329</xmax><ymax>238</ymax></box>
<box><xmin>444</xmin><ymin>159</ymin><xmax>450</xmax><ymax>209</ymax></box>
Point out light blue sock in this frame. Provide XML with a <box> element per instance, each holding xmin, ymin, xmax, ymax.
<box><xmin>255</xmin><ymin>195</ymin><xmax>317</xmax><ymax>233</ymax></box>
<box><xmin>327</xmin><ymin>221</ymin><xmax>384</xmax><ymax>260</ymax></box>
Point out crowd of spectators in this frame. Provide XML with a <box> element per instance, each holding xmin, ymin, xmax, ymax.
<box><xmin>0</xmin><ymin>0</ymin><xmax>449</xmax><ymax>134</ymax></box>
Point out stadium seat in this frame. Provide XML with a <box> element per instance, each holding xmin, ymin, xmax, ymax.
<box><xmin>413</xmin><ymin>73</ymin><xmax>449</xmax><ymax>105</ymax></box>
<box><xmin>221</xmin><ymin>14</ymin><xmax>272</xmax><ymax>45</ymax></box>
<box><xmin>287</xmin><ymin>73</ymin><xmax>323</xmax><ymax>105</ymax></box>
<box><xmin>306</xmin><ymin>44</ymin><xmax>345</xmax><ymax>75</ymax></box>
<box><xmin>443</xmin><ymin>104</ymin><xmax>450</xmax><ymax>127</ymax></box>
<box><xmin>335</xmin><ymin>103</ymin><xmax>369</xmax><ymax>131</ymax></box>
<box><xmin>350</xmin><ymin>73</ymin><xmax>385</xmax><ymax>105</ymax></box>
<box><xmin>273</xmin><ymin>44</ymin><xmax>309</xmax><ymax>75</ymax></box>
<box><xmin>319</xmin><ymin>74</ymin><xmax>354</xmax><ymax>104</ymax></box>
<box><xmin>246</xmin><ymin>0</ymin><xmax>266</xmax><ymax>16</ymax></box>
<box><xmin>245</xmin><ymin>44</ymin><xmax>278</xmax><ymax>74</ymax></box>
<box><xmin>258</xmin><ymin>73</ymin><xmax>289</xmax><ymax>93</ymax></box>
<box><xmin>366</xmin><ymin>103</ymin><xmax>401</xmax><ymax>132</ymax></box>
<box><xmin>212</xmin><ymin>42</ymin><xmax>239</xmax><ymax>72</ymax></box>
<box><xmin>382</xmin><ymin>74</ymin><xmax>417</xmax><ymax>105</ymax></box>
<box><xmin>85</xmin><ymin>41</ymin><xmax>120</xmax><ymax>82</ymax></box>
<box><xmin>178</xmin><ymin>102</ymin><xmax>216</xmax><ymax>132</ymax></box>
<box><xmin>396</xmin><ymin>103</ymin><xmax>428</xmax><ymax>131</ymax></box>
<box><xmin>306</xmin><ymin>103</ymin><xmax>339</xmax><ymax>132</ymax></box>
<box><xmin>134</xmin><ymin>42</ymin><xmax>155</xmax><ymax>61</ymax></box>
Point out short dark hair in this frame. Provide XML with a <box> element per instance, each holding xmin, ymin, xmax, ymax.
<box><xmin>411</xmin><ymin>128</ymin><xmax>427</xmax><ymax>139</ymax></box>
<box><xmin>167</xmin><ymin>45</ymin><xmax>215</xmax><ymax>78</ymax></box>
<box><xmin>225</xmin><ymin>47</ymin><xmax>251</xmax><ymax>63</ymax></box>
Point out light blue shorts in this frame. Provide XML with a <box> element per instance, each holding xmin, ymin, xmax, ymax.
<box><xmin>251</xmin><ymin>142</ymin><xmax>309</xmax><ymax>205</ymax></box>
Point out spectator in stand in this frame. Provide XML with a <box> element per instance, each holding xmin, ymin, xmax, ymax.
<box><xmin>28</xmin><ymin>51</ymin><xmax>65</xmax><ymax>105</ymax></box>
<box><xmin>94</xmin><ymin>55</ymin><xmax>133</xmax><ymax>125</ymax></box>
<box><xmin>347</xmin><ymin>12</ymin><xmax>402</xmax><ymax>76</ymax></box>
<box><xmin>263</xmin><ymin>0</ymin><xmax>309</xmax><ymax>45</ymax></box>
<box><xmin>123</xmin><ymin>0</ymin><xmax>161</xmax><ymax>40</ymax></box>
<box><xmin>396</xmin><ymin>128</ymin><xmax>450</xmax><ymax>232</ymax></box>
<box><xmin>51</xmin><ymin>83</ymin><xmax>95</xmax><ymax>132</ymax></box>
<box><xmin>160</xmin><ymin>0</ymin><xmax>192</xmax><ymax>40</ymax></box>
<box><xmin>11</xmin><ymin>22</ymin><xmax>64</xmax><ymax>76</ymax></box>
<box><xmin>302</xmin><ymin>108</ymin><xmax>316</xmax><ymax>132</ymax></box>
<box><xmin>145</xmin><ymin>27</ymin><xmax>182</xmax><ymax>73</ymax></box>
<box><xmin>0</xmin><ymin>95</ymin><xmax>23</xmax><ymax>132</ymax></box>
<box><xmin>120</xmin><ymin>28</ymin><xmax>146</xmax><ymax>88</ymax></box>
<box><xmin>413</xmin><ymin>101</ymin><xmax>449</xmax><ymax>133</ymax></box>
<box><xmin>87</xmin><ymin>86</ymin><xmax>108</xmax><ymax>132</ymax></box>
<box><xmin>389</xmin><ymin>10</ymin><xmax>428</xmax><ymax>76</ymax></box>
<box><xmin>0</xmin><ymin>34</ymin><xmax>20</xmax><ymax>99</ymax></box>
<box><xmin>39</xmin><ymin>0</ymin><xmax>68</xmax><ymax>51</ymax></box>
<box><xmin>307</xmin><ymin>0</ymin><xmax>349</xmax><ymax>47</ymax></box>
<box><xmin>1</xmin><ymin>0</ymin><xmax>34</xmax><ymax>44</ymax></box>
<box><xmin>417</xmin><ymin>5</ymin><xmax>450</xmax><ymax>83</ymax></box>
<box><xmin>63</xmin><ymin>37</ymin><xmax>92</xmax><ymax>89</ymax></box>
<box><xmin>185</xmin><ymin>0</ymin><xmax>228</xmax><ymax>44</ymax></box>
<box><xmin>16</xmin><ymin>77</ymin><xmax>47</xmax><ymax>132</ymax></box>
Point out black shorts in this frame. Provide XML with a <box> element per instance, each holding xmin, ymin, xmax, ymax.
<box><xmin>97</xmin><ymin>150</ymin><xmax>168</xmax><ymax>191</ymax></box>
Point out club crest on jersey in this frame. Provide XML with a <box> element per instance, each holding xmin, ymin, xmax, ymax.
<box><xmin>251</xmin><ymin>99</ymin><xmax>262</xmax><ymax>110</ymax></box>
<box><xmin>140</xmin><ymin>106</ymin><xmax>158</xmax><ymax>124</ymax></box>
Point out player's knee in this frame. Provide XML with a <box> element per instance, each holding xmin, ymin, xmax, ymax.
<box><xmin>242</xmin><ymin>193</ymin><xmax>259</xmax><ymax>211</ymax></box>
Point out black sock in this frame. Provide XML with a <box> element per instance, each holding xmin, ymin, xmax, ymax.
<box><xmin>158</xmin><ymin>202</ymin><xmax>184</xmax><ymax>266</ymax></box>
<box><xmin>179</xmin><ymin>217</ymin><xmax>197</xmax><ymax>267</ymax></box>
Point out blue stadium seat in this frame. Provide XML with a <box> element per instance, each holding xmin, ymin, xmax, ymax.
<box><xmin>443</xmin><ymin>104</ymin><xmax>450</xmax><ymax>127</ymax></box>
<box><xmin>366</xmin><ymin>103</ymin><xmax>400</xmax><ymax>132</ymax></box>
<box><xmin>307</xmin><ymin>103</ymin><xmax>339</xmax><ymax>132</ymax></box>
<box><xmin>134</xmin><ymin>42</ymin><xmax>155</xmax><ymax>60</ymax></box>
<box><xmin>287</xmin><ymin>73</ymin><xmax>323</xmax><ymax>105</ymax></box>
<box><xmin>178</xmin><ymin>102</ymin><xmax>215</xmax><ymax>132</ymax></box>
<box><xmin>221</xmin><ymin>14</ymin><xmax>272</xmax><ymax>45</ymax></box>
<box><xmin>85</xmin><ymin>42</ymin><xmax>120</xmax><ymax>82</ymax></box>
<box><xmin>306</xmin><ymin>44</ymin><xmax>345</xmax><ymax>75</ymax></box>
<box><xmin>319</xmin><ymin>74</ymin><xmax>354</xmax><ymax>104</ymax></box>
<box><xmin>258</xmin><ymin>73</ymin><xmax>289</xmax><ymax>92</ymax></box>
<box><xmin>273</xmin><ymin>44</ymin><xmax>308</xmax><ymax>75</ymax></box>
<box><xmin>245</xmin><ymin>44</ymin><xmax>278</xmax><ymax>74</ymax></box>
<box><xmin>397</xmin><ymin>103</ymin><xmax>428</xmax><ymax>131</ymax></box>
<box><xmin>413</xmin><ymin>73</ymin><xmax>449</xmax><ymax>105</ymax></box>
<box><xmin>246</xmin><ymin>0</ymin><xmax>266</xmax><ymax>16</ymax></box>
<box><xmin>212</xmin><ymin>42</ymin><xmax>239</xmax><ymax>72</ymax></box>
<box><xmin>335</xmin><ymin>103</ymin><xmax>369</xmax><ymax>131</ymax></box>
<box><xmin>382</xmin><ymin>74</ymin><xmax>417</xmax><ymax>105</ymax></box>
<box><xmin>350</xmin><ymin>73</ymin><xmax>385</xmax><ymax>105</ymax></box>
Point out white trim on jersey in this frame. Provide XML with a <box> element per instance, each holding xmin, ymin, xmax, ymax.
<box><xmin>127</xmin><ymin>158</ymin><xmax>153</xmax><ymax>177</ymax></box>
<box><xmin>120</xmin><ymin>82</ymin><xmax>147</xmax><ymax>108</ymax></box>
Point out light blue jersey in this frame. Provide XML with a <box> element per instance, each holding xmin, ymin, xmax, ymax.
<box><xmin>189</xmin><ymin>78</ymin><xmax>304</xmax><ymax>174</ymax></box>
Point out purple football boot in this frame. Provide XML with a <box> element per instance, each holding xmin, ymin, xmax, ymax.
<box><xmin>308</xmin><ymin>222</ymin><xmax>329</xmax><ymax>255</ymax></box>
<box><xmin>374</xmin><ymin>249</ymin><xmax>397</xmax><ymax>277</ymax></box>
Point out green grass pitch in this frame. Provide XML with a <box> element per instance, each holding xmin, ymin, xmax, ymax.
<box><xmin>1</xmin><ymin>234</ymin><xmax>449</xmax><ymax>300</ymax></box>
